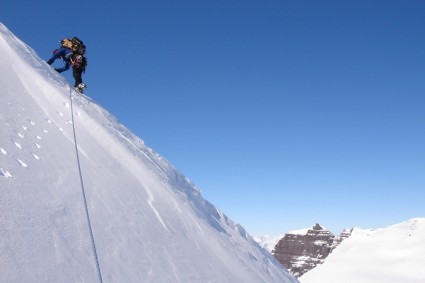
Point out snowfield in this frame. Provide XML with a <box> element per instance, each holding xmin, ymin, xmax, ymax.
<box><xmin>0</xmin><ymin>23</ymin><xmax>298</xmax><ymax>283</ymax></box>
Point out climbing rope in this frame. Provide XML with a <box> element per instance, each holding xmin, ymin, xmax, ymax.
<box><xmin>69</xmin><ymin>87</ymin><xmax>104</xmax><ymax>283</ymax></box>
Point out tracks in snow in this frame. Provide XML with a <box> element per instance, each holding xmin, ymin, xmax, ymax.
<box><xmin>1</xmin><ymin>98</ymin><xmax>81</xmax><ymax>179</ymax></box>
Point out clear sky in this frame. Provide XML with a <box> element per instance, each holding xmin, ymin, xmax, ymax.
<box><xmin>2</xmin><ymin>0</ymin><xmax>424</xmax><ymax>235</ymax></box>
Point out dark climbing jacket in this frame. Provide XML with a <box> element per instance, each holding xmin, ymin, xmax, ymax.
<box><xmin>70</xmin><ymin>53</ymin><xmax>87</xmax><ymax>71</ymax></box>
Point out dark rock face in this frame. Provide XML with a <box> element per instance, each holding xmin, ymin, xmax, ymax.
<box><xmin>272</xmin><ymin>224</ymin><xmax>351</xmax><ymax>277</ymax></box>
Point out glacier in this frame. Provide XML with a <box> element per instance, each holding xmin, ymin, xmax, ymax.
<box><xmin>0</xmin><ymin>23</ymin><xmax>298</xmax><ymax>283</ymax></box>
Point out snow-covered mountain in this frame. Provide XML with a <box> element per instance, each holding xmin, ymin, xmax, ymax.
<box><xmin>256</xmin><ymin>219</ymin><xmax>425</xmax><ymax>282</ymax></box>
<box><xmin>0</xmin><ymin>23</ymin><xmax>298</xmax><ymax>283</ymax></box>
<box><xmin>300</xmin><ymin>218</ymin><xmax>425</xmax><ymax>283</ymax></box>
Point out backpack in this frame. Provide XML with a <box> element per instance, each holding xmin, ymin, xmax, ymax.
<box><xmin>60</xmin><ymin>37</ymin><xmax>86</xmax><ymax>55</ymax></box>
<box><xmin>60</xmin><ymin>38</ymin><xmax>73</xmax><ymax>49</ymax></box>
<box><xmin>70</xmin><ymin>54</ymin><xmax>87</xmax><ymax>71</ymax></box>
<box><xmin>71</xmin><ymin>37</ymin><xmax>86</xmax><ymax>55</ymax></box>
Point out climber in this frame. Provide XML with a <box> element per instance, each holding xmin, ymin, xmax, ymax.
<box><xmin>46</xmin><ymin>37</ymin><xmax>87</xmax><ymax>93</ymax></box>
<box><xmin>70</xmin><ymin>53</ymin><xmax>87</xmax><ymax>93</ymax></box>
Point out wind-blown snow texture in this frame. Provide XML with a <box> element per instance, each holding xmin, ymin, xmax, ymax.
<box><xmin>300</xmin><ymin>218</ymin><xmax>425</xmax><ymax>283</ymax></box>
<box><xmin>0</xmin><ymin>23</ymin><xmax>298</xmax><ymax>283</ymax></box>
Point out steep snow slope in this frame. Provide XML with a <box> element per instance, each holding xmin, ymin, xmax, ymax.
<box><xmin>0</xmin><ymin>23</ymin><xmax>298</xmax><ymax>283</ymax></box>
<box><xmin>300</xmin><ymin>218</ymin><xmax>425</xmax><ymax>283</ymax></box>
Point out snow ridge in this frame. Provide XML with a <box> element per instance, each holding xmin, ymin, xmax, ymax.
<box><xmin>0</xmin><ymin>23</ymin><xmax>298</xmax><ymax>283</ymax></box>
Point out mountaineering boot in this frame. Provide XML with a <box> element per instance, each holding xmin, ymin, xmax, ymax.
<box><xmin>75</xmin><ymin>83</ymin><xmax>86</xmax><ymax>94</ymax></box>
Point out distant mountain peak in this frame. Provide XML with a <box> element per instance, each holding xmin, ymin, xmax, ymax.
<box><xmin>254</xmin><ymin>223</ymin><xmax>352</xmax><ymax>278</ymax></box>
<box><xmin>312</xmin><ymin>223</ymin><xmax>324</xmax><ymax>230</ymax></box>
<box><xmin>272</xmin><ymin>224</ymin><xmax>351</xmax><ymax>277</ymax></box>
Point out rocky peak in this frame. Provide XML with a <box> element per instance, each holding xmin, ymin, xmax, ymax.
<box><xmin>312</xmin><ymin>223</ymin><xmax>324</xmax><ymax>230</ymax></box>
<box><xmin>272</xmin><ymin>224</ymin><xmax>352</xmax><ymax>277</ymax></box>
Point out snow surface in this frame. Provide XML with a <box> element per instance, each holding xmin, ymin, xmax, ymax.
<box><xmin>300</xmin><ymin>218</ymin><xmax>425</xmax><ymax>283</ymax></box>
<box><xmin>0</xmin><ymin>23</ymin><xmax>298</xmax><ymax>283</ymax></box>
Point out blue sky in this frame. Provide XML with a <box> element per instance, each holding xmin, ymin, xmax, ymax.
<box><xmin>2</xmin><ymin>0</ymin><xmax>424</xmax><ymax>235</ymax></box>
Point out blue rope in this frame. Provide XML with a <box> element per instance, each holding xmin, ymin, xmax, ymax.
<box><xmin>69</xmin><ymin>87</ymin><xmax>104</xmax><ymax>283</ymax></box>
